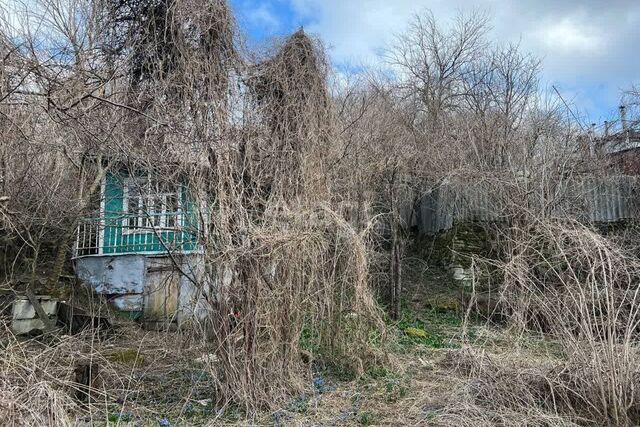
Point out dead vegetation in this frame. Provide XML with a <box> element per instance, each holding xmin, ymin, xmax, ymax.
<box><xmin>1</xmin><ymin>0</ymin><xmax>386</xmax><ymax>421</ymax></box>
<box><xmin>1</xmin><ymin>0</ymin><xmax>640</xmax><ymax>426</ymax></box>
<box><xmin>443</xmin><ymin>220</ymin><xmax>640</xmax><ymax>426</ymax></box>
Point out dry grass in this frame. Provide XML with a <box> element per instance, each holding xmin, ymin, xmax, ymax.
<box><xmin>430</xmin><ymin>219</ymin><xmax>640</xmax><ymax>427</ymax></box>
<box><xmin>3</xmin><ymin>230</ymin><xmax>640</xmax><ymax>427</ymax></box>
<box><xmin>0</xmin><ymin>321</ymin><xmax>225</xmax><ymax>426</ymax></box>
<box><xmin>0</xmin><ymin>323</ymin><xmax>102</xmax><ymax>426</ymax></box>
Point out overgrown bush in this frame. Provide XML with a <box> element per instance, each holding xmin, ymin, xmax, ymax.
<box><xmin>445</xmin><ymin>219</ymin><xmax>640</xmax><ymax>426</ymax></box>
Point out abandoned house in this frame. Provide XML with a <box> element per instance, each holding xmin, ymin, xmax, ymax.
<box><xmin>72</xmin><ymin>163</ymin><xmax>206</xmax><ymax>326</ymax></box>
<box><xmin>67</xmin><ymin>30</ymin><xmax>313</xmax><ymax>327</ymax></box>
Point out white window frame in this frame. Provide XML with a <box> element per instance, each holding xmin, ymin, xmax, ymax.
<box><xmin>98</xmin><ymin>176</ymin><xmax>106</xmax><ymax>254</ymax></box>
<box><xmin>122</xmin><ymin>177</ymin><xmax>183</xmax><ymax>235</ymax></box>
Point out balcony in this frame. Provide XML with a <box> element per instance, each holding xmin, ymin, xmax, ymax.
<box><xmin>74</xmin><ymin>212</ymin><xmax>198</xmax><ymax>258</ymax></box>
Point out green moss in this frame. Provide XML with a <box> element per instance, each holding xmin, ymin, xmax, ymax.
<box><xmin>410</xmin><ymin>230</ymin><xmax>456</xmax><ymax>266</ymax></box>
<box><xmin>410</xmin><ymin>222</ymin><xmax>498</xmax><ymax>270</ymax></box>
<box><xmin>109</xmin><ymin>349</ymin><xmax>145</xmax><ymax>366</ymax></box>
<box><xmin>404</xmin><ymin>327</ymin><xmax>427</xmax><ymax>338</ymax></box>
<box><xmin>451</xmin><ymin>222</ymin><xmax>494</xmax><ymax>268</ymax></box>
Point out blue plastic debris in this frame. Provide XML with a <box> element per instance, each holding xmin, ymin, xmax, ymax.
<box><xmin>313</xmin><ymin>376</ymin><xmax>325</xmax><ymax>389</ymax></box>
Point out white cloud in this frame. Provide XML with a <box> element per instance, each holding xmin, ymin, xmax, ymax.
<box><xmin>247</xmin><ymin>4</ymin><xmax>280</xmax><ymax>32</ymax></box>
<box><xmin>535</xmin><ymin>17</ymin><xmax>605</xmax><ymax>53</ymax></box>
<box><xmin>237</xmin><ymin>1</ymin><xmax>281</xmax><ymax>34</ymax></box>
<box><xmin>284</xmin><ymin>0</ymin><xmax>640</xmax><ymax>119</ymax></box>
<box><xmin>290</xmin><ymin>0</ymin><xmax>418</xmax><ymax>65</ymax></box>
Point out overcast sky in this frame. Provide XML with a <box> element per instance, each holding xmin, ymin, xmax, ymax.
<box><xmin>230</xmin><ymin>0</ymin><xmax>640</xmax><ymax>124</ymax></box>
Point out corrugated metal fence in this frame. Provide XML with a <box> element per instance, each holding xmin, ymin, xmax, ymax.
<box><xmin>416</xmin><ymin>175</ymin><xmax>640</xmax><ymax>235</ymax></box>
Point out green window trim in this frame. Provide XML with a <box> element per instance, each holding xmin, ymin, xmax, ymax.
<box><xmin>75</xmin><ymin>171</ymin><xmax>200</xmax><ymax>257</ymax></box>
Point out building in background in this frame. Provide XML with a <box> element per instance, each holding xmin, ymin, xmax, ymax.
<box><xmin>597</xmin><ymin>106</ymin><xmax>640</xmax><ymax>175</ymax></box>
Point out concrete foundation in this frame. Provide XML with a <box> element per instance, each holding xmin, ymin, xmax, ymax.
<box><xmin>74</xmin><ymin>253</ymin><xmax>206</xmax><ymax>324</ymax></box>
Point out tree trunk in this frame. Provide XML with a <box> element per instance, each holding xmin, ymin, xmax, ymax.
<box><xmin>390</xmin><ymin>221</ymin><xmax>402</xmax><ymax>320</ymax></box>
<box><xmin>389</xmin><ymin>174</ymin><xmax>403</xmax><ymax>320</ymax></box>
<box><xmin>46</xmin><ymin>156</ymin><xmax>106</xmax><ymax>291</ymax></box>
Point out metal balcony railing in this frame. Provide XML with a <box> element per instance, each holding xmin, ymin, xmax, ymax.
<box><xmin>74</xmin><ymin>213</ymin><xmax>198</xmax><ymax>257</ymax></box>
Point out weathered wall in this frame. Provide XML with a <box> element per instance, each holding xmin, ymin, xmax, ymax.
<box><xmin>74</xmin><ymin>253</ymin><xmax>206</xmax><ymax>322</ymax></box>
<box><xmin>75</xmin><ymin>254</ymin><xmax>146</xmax><ymax>294</ymax></box>
<box><xmin>175</xmin><ymin>255</ymin><xmax>209</xmax><ymax>323</ymax></box>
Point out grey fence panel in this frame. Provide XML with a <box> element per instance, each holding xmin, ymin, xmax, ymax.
<box><xmin>416</xmin><ymin>175</ymin><xmax>640</xmax><ymax>235</ymax></box>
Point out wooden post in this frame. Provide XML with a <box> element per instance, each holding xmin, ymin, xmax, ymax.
<box><xmin>389</xmin><ymin>169</ymin><xmax>402</xmax><ymax>320</ymax></box>
<box><xmin>74</xmin><ymin>361</ymin><xmax>100</xmax><ymax>402</ymax></box>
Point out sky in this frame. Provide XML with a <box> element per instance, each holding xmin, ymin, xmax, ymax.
<box><xmin>230</xmin><ymin>0</ymin><xmax>640</xmax><ymax>125</ymax></box>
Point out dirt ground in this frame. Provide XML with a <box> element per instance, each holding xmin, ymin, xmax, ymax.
<box><xmin>64</xmin><ymin>261</ymin><xmax>505</xmax><ymax>426</ymax></box>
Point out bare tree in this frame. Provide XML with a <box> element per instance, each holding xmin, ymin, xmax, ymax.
<box><xmin>1</xmin><ymin>0</ymin><xmax>386</xmax><ymax>415</ymax></box>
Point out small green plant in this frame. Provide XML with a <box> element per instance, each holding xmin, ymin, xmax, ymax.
<box><xmin>381</xmin><ymin>375</ymin><xmax>410</xmax><ymax>403</ymax></box>
<box><xmin>400</xmin><ymin>386</ymin><xmax>408</xmax><ymax>398</ymax></box>
<box><xmin>366</xmin><ymin>365</ymin><xmax>388</xmax><ymax>379</ymax></box>
<box><xmin>107</xmin><ymin>412</ymin><xmax>132</xmax><ymax>424</ymax></box>
<box><xmin>359</xmin><ymin>411</ymin><xmax>373</xmax><ymax>426</ymax></box>
<box><xmin>299</xmin><ymin>321</ymin><xmax>320</xmax><ymax>355</ymax></box>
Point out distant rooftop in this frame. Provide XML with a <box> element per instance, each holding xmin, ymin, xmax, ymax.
<box><xmin>591</xmin><ymin>106</ymin><xmax>640</xmax><ymax>154</ymax></box>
